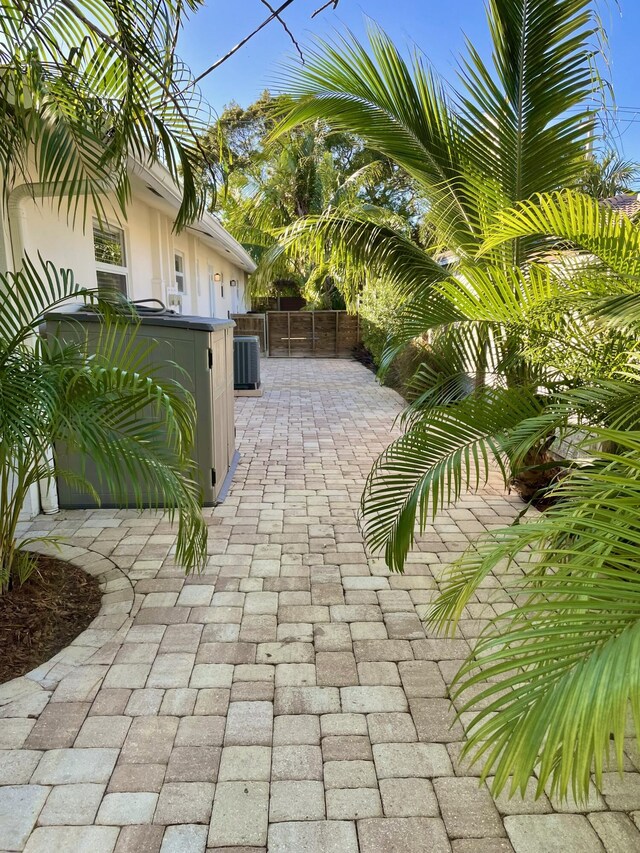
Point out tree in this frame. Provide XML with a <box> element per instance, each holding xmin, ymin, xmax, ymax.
<box><xmin>270</xmin><ymin>0</ymin><xmax>601</xmax><ymax>563</ymax></box>
<box><xmin>578</xmin><ymin>149</ymin><xmax>640</xmax><ymax>199</ymax></box>
<box><xmin>0</xmin><ymin>259</ymin><xmax>207</xmax><ymax>590</ymax></box>
<box><xmin>265</xmin><ymin>0</ymin><xmax>640</xmax><ymax>799</ymax></box>
<box><xmin>425</xmin><ymin>188</ymin><xmax>640</xmax><ymax>802</ymax></box>
<box><xmin>204</xmin><ymin>91</ymin><xmax>421</xmax><ymax>306</ymax></box>
<box><xmin>200</xmin><ymin>91</ymin><xmax>286</xmax><ymax>189</ymax></box>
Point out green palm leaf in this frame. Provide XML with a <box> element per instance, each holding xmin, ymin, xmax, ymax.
<box><xmin>1</xmin><ymin>0</ymin><xmax>211</xmax><ymax>229</ymax></box>
<box><xmin>0</xmin><ymin>257</ymin><xmax>207</xmax><ymax>585</ymax></box>
<box><xmin>482</xmin><ymin>190</ymin><xmax>640</xmax><ymax>282</ymax></box>
<box><xmin>428</xmin><ymin>433</ymin><xmax>640</xmax><ymax>800</ymax></box>
<box><xmin>458</xmin><ymin>0</ymin><xmax>597</xmax><ymax>203</ymax></box>
<box><xmin>361</xmin><ymin>386</ymin><xmax>543</xmax><ymax>572</ymax></box>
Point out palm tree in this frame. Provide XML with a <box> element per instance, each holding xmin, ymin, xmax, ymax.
<box><xmin>270</xmin><ymin>0</ymin><xmax>602</xmax><ymax>569</ymax></box>
<box><xmin>207</xmin><ymin>93</ymin><xmax>417</xmax><ymax>307</ymax></box>
<box><xmin>263</xmin><ymin>0</ymin><xmax>640</xmax><ymax>799</ymax></box>
<box><xmin>0</xmin><ymin>258</ymin><xmax>208</xmax><ymax>589</ymax></box>
<box><xmin>0</xmin><ymin>1</ymin><xmax>215</xmax><ymax>585</ymax></box>
<box><xmin>579</xmin><ymin>149</ymin><xmax>640</xmax><ymax>199</ymax></box>
<box><xmin>424</xmin><ymin>188</ymin><xmax>640</xmax><ymax>801</ymax></box>
<box><xmin>218</xmin><ymin>117</ymin><xmax>340</xmax><ymax>297</ymax></box>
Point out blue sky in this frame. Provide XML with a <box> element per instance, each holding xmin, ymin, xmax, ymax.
<box><xmin>179</xmin><ymin>0</ymin><xmax>640</xmax><ymax>161</ymax></box>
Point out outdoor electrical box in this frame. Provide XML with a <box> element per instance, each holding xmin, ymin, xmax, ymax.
<box><xmin>44</xmin><ymin>305</ymin><xmax>238</xmax><ymax>507</ymax></box>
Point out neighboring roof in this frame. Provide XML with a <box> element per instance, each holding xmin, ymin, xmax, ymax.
<box><xmin>602</xmin><ymin>193</ymin><xmax>640</xmax><ymax>219</ymax></box>
<box><xmin>130</xmin><ymin>157</ymin><xmax>257</xmax><ymax>274</ymax></box>
<box><xmin>435</xmin><ymin>250</ymin><xmax>458</xmax><ymax>267</ymax></box>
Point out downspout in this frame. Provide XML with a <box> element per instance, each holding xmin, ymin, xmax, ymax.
<box><xmin>8</xmin><ymin>182</ymin><xmax>60</xmax><ymax>514</ymax></box>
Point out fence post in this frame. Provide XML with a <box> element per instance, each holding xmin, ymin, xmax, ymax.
<box><xmin>287</xmin><ymin>312</ymin><xmax>291</xmax><ymax>357</ymax></box>
<box><xmin>335</xmin><ymin>311</ymin><xmax>339</xmax><ymax>355</ymax></box>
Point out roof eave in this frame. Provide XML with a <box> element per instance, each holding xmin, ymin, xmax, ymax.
<box><xmin>128</xmin><ymin>156</ymin><xmax>257</xmax><ymax>274</ymax></box>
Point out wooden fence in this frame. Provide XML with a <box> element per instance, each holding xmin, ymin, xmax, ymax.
<box><xmin>231</xmin><ymin>311</ymin><xmax>362</xmax><ymax>358</ymax></box>
<box><xmin>267</xmin><ymin>311</ymin><xmax>360</xmax><ymax>358</ymax></box>
<box><xmin>230</xmin><ymin>313</ymin><xmax>267</xmax><ymax>354</ymax></box>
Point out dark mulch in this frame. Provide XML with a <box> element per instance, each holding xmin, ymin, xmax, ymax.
<box><xmin>0</xmin><ymin>554</ymin><xmax>102</xmax><ymax>684</ymax></box>
<box><xmin>352</xmin><ymin>343</ymin><xmax>377</xmax><ymax>373</ymax></box>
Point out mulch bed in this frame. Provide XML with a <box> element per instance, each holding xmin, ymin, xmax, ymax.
<box><xmin>352</xmin><ymin>343</ymin><xmax>377</xmax><ymax>373</ymax></box>
<box><xmin>0</xmin><ymin>554</ymin><xmax>102</xmax><ymax>684</ymax></box>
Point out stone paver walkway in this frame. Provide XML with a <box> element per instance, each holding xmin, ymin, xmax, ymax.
<box><xmin>2</xmin><ymin>358</ymin><xmax>640</xmax><ymax>853</ymax></box>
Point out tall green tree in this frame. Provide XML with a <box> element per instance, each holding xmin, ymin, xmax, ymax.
<box><xmin>263</xmin><ymin>0</ymin><xmax>640</xmax><ymax>800</ymax></box>
<box><xmin>203</xmin><ymin>91</ymin><xmax>421</xmax><ymax>305</ymax></box>
<box><xmin>271</xmin><ymin>0</ymin><xmax>601</xmax><ymax>565</ymax></box>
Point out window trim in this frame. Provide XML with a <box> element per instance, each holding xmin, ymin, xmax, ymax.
<box><xmin>93</xmin><ymin>219</ymin><xmax>128</xmax><ymax>295</ymax></box>
<box><xmin>174</xmin><ymin>250</ymin><xmax>186</xmax><ymax>293</ymax></box>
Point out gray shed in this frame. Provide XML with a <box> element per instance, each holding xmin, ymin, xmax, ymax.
<box><xmin>44</xmin><ymin>305</ymin><xmax>237</xmax><ymax>507</ymax></box>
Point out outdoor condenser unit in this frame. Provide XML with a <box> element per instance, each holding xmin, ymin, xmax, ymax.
<box><xmin>233</xmin><ymin>335</ymin><xmax>261</xmax><ymax>390</ymax></box>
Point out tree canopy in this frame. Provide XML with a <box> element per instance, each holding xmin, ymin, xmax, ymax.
<box><xmin>201</xmin><ymin>90</ymin><xmax>424</xmax><ymax>305</ymax></box>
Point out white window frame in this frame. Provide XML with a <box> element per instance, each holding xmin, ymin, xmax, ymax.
<box><xmin>174</xmin><ymin>250</ymin><xmax>186</xmax><ymax>293</ymax></box>
<box><xmin>93</xmin><ymin>220</ymin><xmax>128</xmax><ymax>295</ymax></box>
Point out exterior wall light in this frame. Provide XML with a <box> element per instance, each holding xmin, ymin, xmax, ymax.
<box><xmin>214</xmin><ymin>272</ymin><xmax>222</xmax><ymax>282</ymax></box>
<box><xmin>230</xmin><ymin>279</ymin><xmax>237</xmax><ymax>287</ymax></box>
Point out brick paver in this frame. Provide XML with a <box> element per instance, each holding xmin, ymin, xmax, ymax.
<box><xmin>2</xmin><ymin>358</ymin><xmax>640</xmax><ymax>852</ymax></box>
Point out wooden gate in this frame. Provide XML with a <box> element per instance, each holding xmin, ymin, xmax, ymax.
<box><xmin>267</xmin><ymin>311</ymin><xmax>360</xmax><ymax>358</ymax></box>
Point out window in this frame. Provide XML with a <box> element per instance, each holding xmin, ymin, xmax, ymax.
<box><xmin>174</xmin><ymin>252</ymin><xmax>185</xmax><ymax>292</ymax></box>
<box><xmin>93</xmin><ymin>221</ymin><xmax>127</xmax><ymax>295</ymax></box>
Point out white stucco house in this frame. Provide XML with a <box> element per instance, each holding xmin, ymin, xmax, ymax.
<box><xmin>3</xmin><ymin>157</ymin><xmax>256</xmax><ymax>319</ymax></box>
<box><xmin>3</xmin><ymin>156</ymin><xmax>256</xmax><ymax>520</ymax></box>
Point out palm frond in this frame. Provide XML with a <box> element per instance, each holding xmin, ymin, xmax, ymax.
<box><xmin>0</xmin><ymin>0</ymin><xmax>211</xmax><ymax>229</ymax></box>
<box><xmin>273</xmin><ymin>24</ymin><xmax>478</xmax><ymax>253</ymax></box>
<box><xmin>0</xmin><ymin>258</ymin><xmax>207</xmax><ymax>578</ymax></box>
<box><xmin>482</xmin><ymin>190</ymin><xmax>640</xmax><ymax>282</ymax></box>
<box><xmin>428</xmin><ymin>432</ymin><xmax>640</xmax><ymax>801</ymax></box>
<box><xmin>361</xmin><ymin>386</ymin><xmax>543</xmax><ymax>572</ymax></box>
<box><xmin>458</xmin><ymin>0</ymin><xmax>598</xmax><ymax>204</ymax></box>
<box><xmin>250</xmin><ymin>208</ymin><xmax>458</xmax><ymax>315</ymax></box>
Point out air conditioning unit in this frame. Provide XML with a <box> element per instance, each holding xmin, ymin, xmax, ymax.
<box><xmin>233</xmin><ymin>335</ymin><xmax>261</xmax><ymax>391</ymax></box>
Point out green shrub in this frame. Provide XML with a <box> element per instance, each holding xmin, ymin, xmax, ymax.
<box><xmin>360</xmin><ymin>279</ymin><xmax>434</xmax><ymax>395</ymax></box>
<box><xmin>359</xmin><ymin>278</ymin><xmax>402</xmax><ymax>367</ymax></box>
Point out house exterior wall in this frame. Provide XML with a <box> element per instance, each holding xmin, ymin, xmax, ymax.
<box><xmin>16</xmin><ymin>192</ymin><xmax>249</xmax><ymax>319</ymax></box>
<box><xmin>4</xmin><ymin>164</ymin><xmax>254</xmax><ymax>520</ymax></box>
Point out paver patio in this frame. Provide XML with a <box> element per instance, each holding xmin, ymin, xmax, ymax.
<box><xmin>2</xmin><ymin>358</ymin><xmax>640</xmax><ymax>852</ymax></box>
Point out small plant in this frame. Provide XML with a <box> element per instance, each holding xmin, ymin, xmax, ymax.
<box><xmin>0</xmin><ymin>256</ymin><xmax>207</xmax><ymax>593</ymax></box>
